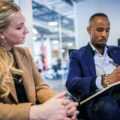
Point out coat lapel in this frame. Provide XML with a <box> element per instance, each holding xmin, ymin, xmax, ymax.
<box><xmin>6</xmin><ymin>73</ymin><xmax>18</xmax><ymax>103</ymax></box>
<box><xmin>13</xmin><ymin>47</ymin><xmax>36</xmax><ymax>104</ymax></box>
<box><xmin>107</xmin><ymin>46</ymin><xmax>119</xmax><ymax>65</ymax></box>
<box><xmin>84</xmin><ymin>44</ymin><xmax>96</xmax><ymax>76</ymax></box>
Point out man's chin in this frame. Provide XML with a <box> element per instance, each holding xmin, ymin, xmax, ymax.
<box><xmin>96</xmin><ymin>44</ymin><xmax>106</xmax><ymax>49</ymax></box>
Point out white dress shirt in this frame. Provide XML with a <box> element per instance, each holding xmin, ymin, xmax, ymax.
<box><xmin>90</xmin><ymin>43</ymin><xmax>116</xmax><ymax>89</ymax></box>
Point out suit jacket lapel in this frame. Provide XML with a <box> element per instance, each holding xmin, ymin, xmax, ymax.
<box><xmin>107</xmin><ymin>46</ymin><xmax>119</xmax><ymax>65</ymax></box>
<box><xmin>13</xmin><ymin>47</ymin><xmax>36</xmax><ymax>104</ymax></box>
<box><xmin>84</xmin><ymin>44</ymin><xmax>96</xmax><ymax>76</ymax></box>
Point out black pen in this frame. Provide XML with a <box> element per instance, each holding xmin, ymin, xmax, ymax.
<box><xmin>65</xmin><ymin>92</ymin><xmax>80</xmax><ymax>102</ymax></box>
<box><xmin>109</xmin><ymin>61</ymin><xmax>119</xmax><ymax>67</ymax></box>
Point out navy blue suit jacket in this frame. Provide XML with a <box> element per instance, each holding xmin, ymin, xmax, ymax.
<box><xmin>66</xmin><ymin>43</ymin><xmax>120</xmax><ymax>100</ymax></box>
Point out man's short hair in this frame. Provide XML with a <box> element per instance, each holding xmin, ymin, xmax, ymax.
<box><xmin>89</xmin><ymin>13</ymin><xmax>108</xmax><ymax>23</ymax></box>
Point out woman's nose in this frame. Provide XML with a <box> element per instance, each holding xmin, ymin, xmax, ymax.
<box><xmin>25</xmin><ymin>27</ymin><xmax>29</xmax><ymax>34</ymax></box>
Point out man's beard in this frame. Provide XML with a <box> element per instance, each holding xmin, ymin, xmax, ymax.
<box><xmin>95</xmin><ymin>43</ymin><xmax>106</xmax><ymax>49</ymax></box>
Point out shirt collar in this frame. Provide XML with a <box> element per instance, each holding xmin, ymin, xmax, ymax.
<box><xmin>89</xmin><ymin>42</ymin><xmax>108</xmax><ymax>56</ymax></box>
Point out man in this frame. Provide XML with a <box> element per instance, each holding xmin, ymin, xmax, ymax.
<box><xmin>66</xmin><ymin>13</ymin><xmax>120</xmax><ymax>120</ymax></box>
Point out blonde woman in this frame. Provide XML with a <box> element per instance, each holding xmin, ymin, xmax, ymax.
<box><xmin>0</xmin><ymin>0</ymin><xmax>78</xmax><ymax>120</ymax></box>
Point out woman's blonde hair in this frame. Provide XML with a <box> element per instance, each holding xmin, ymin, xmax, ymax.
<box><xmin>0</xmin><ymin>0</ymin><xmax>22</xmax><ymax>99</ymax></box>
<box><xmin>0</xmin><ymin>0</ymin><xmax>20</xmax><ymax>29</ymax></box>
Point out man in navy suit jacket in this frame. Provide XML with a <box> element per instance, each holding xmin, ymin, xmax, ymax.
<box><xmin>66</xmin><ymin>13</ymin><xmax>120</xmax><ymax>120</ymax></box>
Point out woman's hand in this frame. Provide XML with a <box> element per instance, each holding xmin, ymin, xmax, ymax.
<box><xmin>29</xmin><ymin>91</ymin><xmax>79</xmax><ymax>120</ymax></box>
<box><xmin>55</xmin><ymin>91</ymin><xmax>79</xmax><ymax>120</ymax></box>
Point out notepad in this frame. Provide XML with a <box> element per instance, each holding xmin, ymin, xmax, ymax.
<box><xmin>80</xmin><ymin>81</ymin><xmax>120</xmax><ymax>105</ymax></box>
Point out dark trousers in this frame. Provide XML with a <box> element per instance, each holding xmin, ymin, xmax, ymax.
<box><xmin>86</xmin><ymin>86</ymin><xmax>120</xmax><ymax>120</ymax></box>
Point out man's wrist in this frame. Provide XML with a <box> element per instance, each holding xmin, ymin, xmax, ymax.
<box><xmin>101</xmin><ymin>74</ymin><xmax>111</xmax><ymax>88</ymax></box>
<box><xmin>96</xmin><ymin>76</ymin><xmax>104</xmax><ymax>89</ymax></box>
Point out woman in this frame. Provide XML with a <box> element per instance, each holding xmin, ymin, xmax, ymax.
<box><xmin>0</xmin><ymin>0</ymin><xmax>78</xmax><ymax>120</ymax></box>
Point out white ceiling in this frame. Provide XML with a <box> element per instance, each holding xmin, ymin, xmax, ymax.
<box><xmin>34</xmin><ymin>0</ymin><xmax>74</xmax><ymax>18</ymax></box>
<box><xmin>32</xmin><ymin>0</ymin><xmax>75</xmax><ymax>45</ymax></box>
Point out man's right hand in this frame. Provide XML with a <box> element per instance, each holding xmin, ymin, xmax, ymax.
<box><xmin>109</xmin><ymin>66</ymin><xmax>120</xmax><ymax>84</ymax></box>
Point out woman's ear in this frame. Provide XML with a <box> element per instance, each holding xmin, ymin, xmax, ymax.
<box><xmin>0</xmin><ymin>29</ymin><xmax>6</xmax><ymax>47</ymax></box>
<box><xmin>0</xmin><ymin>29</ymin><xmax>5</xmax><ymax>40</ymax></box>
<box><xmin>0</xmin><ymin>34</ymin><xmax>5</xmax><ymax>40</ymax></box>
<box><xmin>0</xmin><ymin>35</ymin><xmax>5</xmax><ymax>40</ymax></box>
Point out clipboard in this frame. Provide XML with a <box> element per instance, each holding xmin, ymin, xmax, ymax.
<box><xmin>80</xmin><ymin>81</ymin><xmax>120</xmax><ymax>105</ymax></box>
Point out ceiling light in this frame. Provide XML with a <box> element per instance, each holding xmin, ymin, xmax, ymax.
<box><xmin>52</xmin><ymin>40</ymin><xmax>59</xmax><ymax>44</ymax></box>
<box><xmin>48</xmin><ymin>21</ymin><xmax>58</xmax><ymax>26</ymax></box>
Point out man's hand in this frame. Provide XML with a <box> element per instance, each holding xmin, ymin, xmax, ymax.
<box><xmin>109</xmin><ymin>66</ymin><xmax>120</xmax><ymax>84</ymax></box>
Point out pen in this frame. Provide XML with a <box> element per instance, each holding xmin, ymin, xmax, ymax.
<box><xmin>65</xmin><ymin>92</ymin><xmax>80</xmax><ymax>102</ymax></box>
<box><xmin>109</xmin><ymin>61</ymin><xmax>119</xmax><ymax>67</ymax></box>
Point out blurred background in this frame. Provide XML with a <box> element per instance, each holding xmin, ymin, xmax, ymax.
<box><xmin>11</xmin><ymin>0</ymin><xmax>120</xmax><ymax>93</ymax></box>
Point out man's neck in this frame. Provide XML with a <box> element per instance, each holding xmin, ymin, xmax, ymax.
<box><xmin>96</xmin><ymin>48</ymin><xmax>104</xmax><ymax>55</ymax></box>
<box><xmin>89</xmin><ymin>42</ymin><xmax>106</xmax><ymax>55</ymax></box>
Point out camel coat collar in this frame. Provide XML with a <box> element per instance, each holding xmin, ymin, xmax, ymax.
<box><xmin>7</xmin><ymin>46</ymin><xmax>36</xmax><ymax>104</ymax></box>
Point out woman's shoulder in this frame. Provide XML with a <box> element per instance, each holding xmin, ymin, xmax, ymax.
<box><xmin>13</xmin><ymin>46</ymin><xmax>32</xmax><ymax>58</ymax></box>
<box><xmin>13</xmin><ymin>46</ymin><xmax>29</xmax><ymax>53</ymax></box>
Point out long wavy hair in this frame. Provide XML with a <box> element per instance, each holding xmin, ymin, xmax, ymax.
<box><xmin>0</xmin><ymin>0</ymin><xmax>23</xmax><ymax>99</ymax></box>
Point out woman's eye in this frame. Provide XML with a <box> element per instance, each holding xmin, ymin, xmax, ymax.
<box><xmin>16</xmin><ymin>27</ymin><xmax>22</xmax><ymax>30</ymax></box>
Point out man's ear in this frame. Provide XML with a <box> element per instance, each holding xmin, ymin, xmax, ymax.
<box><xmin>87</xmin><ymin>26</ymin><xmax>91</xmax><ymax>34</ymax></box>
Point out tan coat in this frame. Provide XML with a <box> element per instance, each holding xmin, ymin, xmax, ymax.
<box><xmin>0</xmin><ymin>46</ymin><xmax>56</xmax><ymax>120</ymax></box>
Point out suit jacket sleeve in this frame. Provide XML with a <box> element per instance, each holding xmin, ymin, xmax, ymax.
<box><xmin>66</xmin><ymin>50</ymin><xmax>97</xmax><ymax>99</ymax></box>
